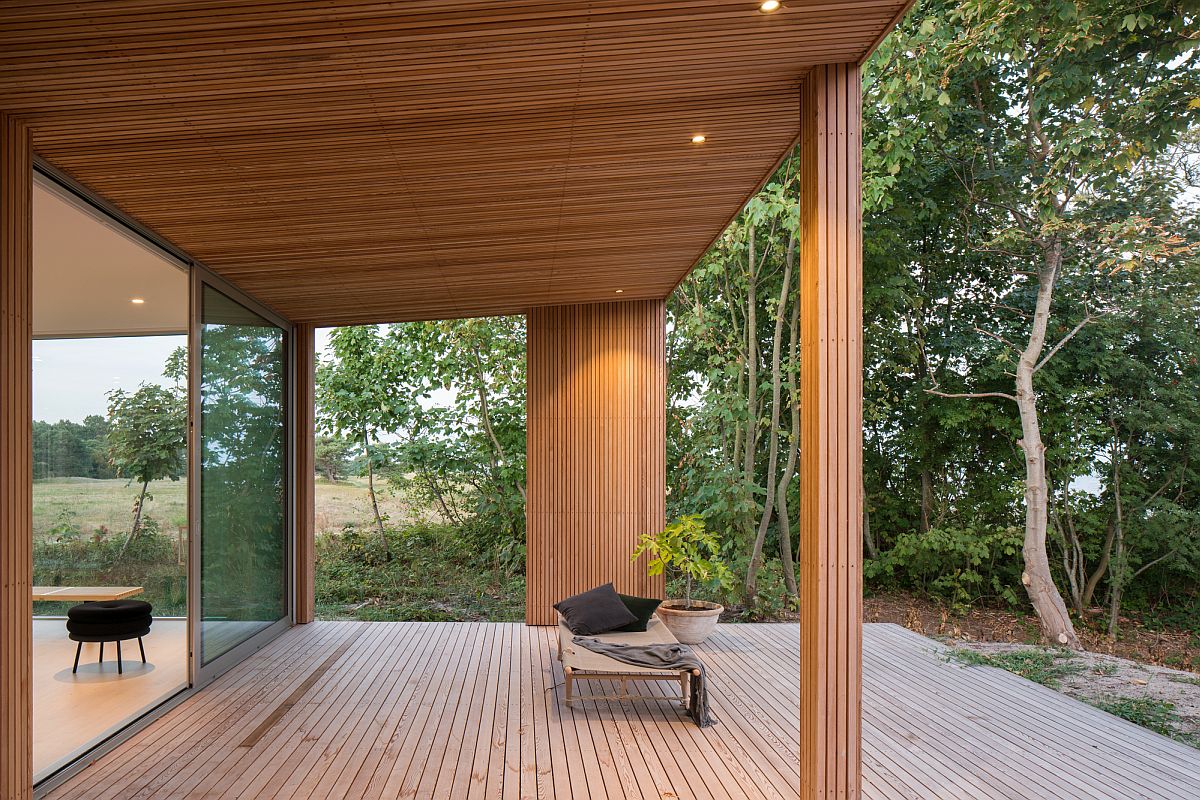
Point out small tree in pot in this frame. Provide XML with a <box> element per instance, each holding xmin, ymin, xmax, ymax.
<box><xmin>631</xmin><ymin>515</ymin><xmax>732</xmax><ymax>644</ymax></box>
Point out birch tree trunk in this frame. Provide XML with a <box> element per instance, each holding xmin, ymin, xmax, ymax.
<box><xmin>745</xmin><ymin>234</ymin><xmax>795</xmax><ymax>602</ymax></box>
<box><xmin>1107</xmin><ymin>429</ymin><xmax>1126</xmax><ymax>637</ymax></box>
<box><xmin>471</xmin><ymin>345</ymin><xmax>526</xmax><ymax>502</ymax></box>
<box><xmin>741</xmin><ymin>229</ymin><xmax>759</xmax><ymax>556</ymax></box>
<box><xmin>775</xmin><ymin>271</ymin><xmax>801</xmax><ymax>597</ymax></box>
<box><xmin>743</xmin><ymin>229</ymin><xmax>759</xmax><ymax>487</ymax></box>
<box><xmin>862</xmin><ymin>472</ymin><xmax>878</xmax><ymax>560</ymax></box>
<box><xmin>118</xmin><ymin>478</ymin><xmax>151</xmax><ymax>559</ymax></box>
<box><xmin>364</xmin><ymin>429</ymin><xmax>391</xmax><ymax>558</ymax></box>
<box><xmin>1015</xmin><ymin>245</ymin><xmax>1080</xmax><ymax>648</ymax></box>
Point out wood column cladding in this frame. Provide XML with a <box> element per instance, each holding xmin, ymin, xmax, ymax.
<box><xmin>526</xmin><ymin>301</ymin><xmax>666</xmax><ymax>625</ymax></box>
<box><xmin>293</xmin><ymin>323</ymin><xmax>316</xmax><ymax>625</ymax></box>
<box><xmin>1</xmin><ymin>113</ymin><xmax>33</xmax><ymax>800</ymax></box>
<box><xmin>798</xmin><ymin>63</ymin><xmax>865</xmax><ymax>799</ymax></box>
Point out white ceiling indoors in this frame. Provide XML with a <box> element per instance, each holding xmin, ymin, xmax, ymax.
<box><xmin>34</xmin><ymin>177</ymin><xmax>188</xmax><ymax>339</ymax></box>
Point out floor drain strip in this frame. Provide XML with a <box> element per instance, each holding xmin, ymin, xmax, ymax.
<box><xmin>238</xmin><ymin>624</ymin><xmax>367</xmax><ymax>748</ymax></box>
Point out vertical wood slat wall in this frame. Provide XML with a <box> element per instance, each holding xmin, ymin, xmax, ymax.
<box><xmin>798</xmin><ymin>63</ymin><xmax>864</xmax><ymax>800</ymax></box>
<box><xmin>526</xmin><ymin>300</ymin><xmax>666</xmax><ymax>625</ymax></box>
<box><xmin>293</xmin><ymin>323</ymin><xmax>316</xmax><ymax>625</ymax></box>
<box><xmin>0</xmin><ymin>113</ymin><xmax>32</xmax><ymax>800</ymax></box>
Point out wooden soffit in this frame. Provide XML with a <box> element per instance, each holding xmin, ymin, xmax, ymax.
<box><xmin>0</xmin><ymin>1</ymin><xmax>909</xmax><ymax>325</ymax></box>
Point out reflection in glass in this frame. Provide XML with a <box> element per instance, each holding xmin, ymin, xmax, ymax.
<box><xmin>200</xmin><ymin>286</ymin><xmax>287</xmax><ymax>664</ymax></box>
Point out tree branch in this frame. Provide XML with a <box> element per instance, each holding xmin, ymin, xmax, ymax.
<box><xmin>1033</xmin><ymin>313</ymin><xmax>1097</xmax><ymax>373</ymax></box>
<box><xmin>973</xmin><ymin>326</ymin><xmax>1020</xmax><ymax>352</ymax></box>
<box><xmin>926</xmin><ymin>388</ymin><xmax>1017</xmax><ymax>402</ymax></box>
<box><xmin>1130</xmin><ymin>549</ymin><xmax>1178</xmax><ymax>581</ymax></box>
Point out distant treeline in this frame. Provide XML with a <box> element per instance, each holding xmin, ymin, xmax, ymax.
<box><xmin>33</xmin><ymin>416</ymin><xmax>115</xmax><ymax>480</ymax></box>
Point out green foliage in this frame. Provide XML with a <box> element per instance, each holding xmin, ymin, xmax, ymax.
<box><xmin>33</xmin><ymin>416</ymin><xmax>114</xmax><ymax>480</ymax></box>
<box><xmin>1090</xmin><ymin>696</ymin><xmax>1196</xmax><ymax>745</ymax></box>
<box><xmin>317</xmin><ymin>317</ymin><xmax>527</xmax><ymax>561</ymax></box>
<box><xmin>105</xmin><ymin>383</ymin><xmax>186</xmax><ymax>488</ymax></box>
<box><xmin>866</xmin><ymin>526</ymin><xmax>1025</xmax><ymax>612</ymax></box>
<box><xmin>856</xmin><ymin>0</ymin><xmax>1200</xmax><ymax>632</ymax></box>
<box><xmin>314</xmin><ymin>523</ymin><xmax>524</xmax><ymax>622</ymax></box>
<box><xmin>33</xmin><ymin>511</ymin><xmax>186</xmax><ymax>616</ymax></box>
<box><xmin>198</xmin><ymin>306</ymin><xmax>288</xmax><ymax>622</ymax></box>
<box><xmin>632</xmin><ymin>515</ymin><xmax>733</xmax><ymax>606</ymax></box>
<box><xmin>317</xmin><ymin>325</ymin><xmax>420</xmax><ymax>443</ymax></box>
<box><xmin>104</xmin><ymin>354</ymin><xmax>188</xmax><ymax>552</ymax></box>
<box><xmin>948</xmin><ymin>647</ymin><xmax>1083</xmax><ymax>688</ymax></box>
<box><xmin>314</xmin><ymin>435</ymin><xmax>355</xmax><ymax>482</ymax></box>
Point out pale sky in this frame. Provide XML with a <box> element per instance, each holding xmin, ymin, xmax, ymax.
<box><xmin>33</xmin><ymin>335</ymin><xmax>186</xmax><ymax>423</ymax></box>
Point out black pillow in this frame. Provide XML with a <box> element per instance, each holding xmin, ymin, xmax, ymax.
<box><xmin>612</xmin><ymin>593</ymin><xmax>662</xmax><ymax>632</ymax></box>
<box><xmin>554</xmin><ymin>583</ymin><xmax>638</xmax><ymax>636</ymax></box>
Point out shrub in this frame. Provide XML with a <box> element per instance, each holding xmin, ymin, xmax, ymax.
<box><xmin>314</xmin><ymin>522</ymin><xmax>525</xmax><ymax>622</ymax></box>
<box><xmin>34</xmin><ymin>512</ymin><xmax>186</xmax><ymax>616</ymax></box>
<box><xmin>865</xmin><ymin>525</ymin><xmax>1024</xmax><ymax>613</ymax></box>
<box><xmin>947</xmin><ymin>647</ymin><xmax>1082</xmax><ymax>689</ymax></box>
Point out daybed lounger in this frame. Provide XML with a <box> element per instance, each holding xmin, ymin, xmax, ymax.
<box><xmin>557</xmin><ymin>613</ymin><xmax>699</xmax><ymax>707</ymax></box>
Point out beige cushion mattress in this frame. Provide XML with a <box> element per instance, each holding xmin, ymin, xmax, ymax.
<box><xmin>558</xmin><ymin>614</ymin><xmax>683</xmax><ymax>675</ymax></box>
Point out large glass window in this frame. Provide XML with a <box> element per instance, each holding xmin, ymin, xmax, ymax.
<box><xmin>198</xmin><ymin>284</ymin><xmax>288</xmax><ymax>665</ymax></box>
<box><xmin>32</xmin><ymin>176</ymin><xmax>189</xmax><ymax>781</ymax></box>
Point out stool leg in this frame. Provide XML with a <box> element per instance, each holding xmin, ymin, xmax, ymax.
<box><xmin>117</xmin><ymin>640</ymin><xmax>123</xmax><ymax>675</ymax></box>
<box><xmin>138</xmin><ymin>637</ymin><xmax>146</xmax><ymax>663</ymax></box>
<box><xmin>72</xmin><ymin>642</ymin><xmax>82</xmax><ymax>674</ymax></box>
<box><xmin>99</xmin><ymin>641</ymin><xmax>103</xmax><ymax>664</ymax></box>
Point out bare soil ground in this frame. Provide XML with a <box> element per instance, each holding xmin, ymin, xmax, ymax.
<box><xmin>947</xmin><ymin>639</ymin><xmax>1200</xmax><ymax>744</ymax></box>
<box><xmin>865</xmin><ymin>591</ymin><xmax>1200</xmax><ymax>670</ymax></box>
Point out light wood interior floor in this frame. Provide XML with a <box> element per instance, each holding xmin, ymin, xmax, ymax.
<box><xmin>45</xmin><ymin>621</ymin><xmax>1200</xmax><ymax>799</ymax></box>
<box><xmin>34</xmin><ymin>617</ymin><xmax>187</xmax><ymax>781</ymax></box>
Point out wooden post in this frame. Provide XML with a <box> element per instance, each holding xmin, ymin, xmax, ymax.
<box><xmin>525</xmin><ymin>300</ymin><xmax>666</xmax><ymax>625</ymax></box>
<box><xmin>1</xmin><ymin>112</ymin><xmax>33</xmax><ymax>800</ymax></box>
<box><xmin>293</xmin><ymin>323</ymin><xmax>316</xmax><ymax>624</ymax></box>
<box><xmin>798</xmin><ymin>63</ymin><xmax>864</xmax><ymax>799</ymax></box>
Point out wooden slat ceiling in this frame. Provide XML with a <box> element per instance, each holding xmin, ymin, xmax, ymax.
<box><xmin>0</xmin><ymin>1</ymin><xmax>908</xmax><ymax>325</ymax></box>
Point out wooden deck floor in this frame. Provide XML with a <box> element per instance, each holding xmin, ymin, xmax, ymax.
<box><xmin>46</xmin><ymin>622</ymin><xmax>1200</xmax><ymax>800</ymax></box>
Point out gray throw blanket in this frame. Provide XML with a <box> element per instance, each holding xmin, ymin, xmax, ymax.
<box><xmin>572</xmin><ymin>637</ymin><xmax>714</xmax><ymax>727</ymax></box>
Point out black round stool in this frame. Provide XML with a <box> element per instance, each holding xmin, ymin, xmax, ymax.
<box><xmin>67</xmin><ymin>600</ymin><xmax>153</xmax><ymax>675</ymax></box>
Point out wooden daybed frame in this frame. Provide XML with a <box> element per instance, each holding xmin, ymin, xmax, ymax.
<box><xmin>556</xmin><ymin>613</ymin><xmax>699</xmax><ymax>707</ymax></box>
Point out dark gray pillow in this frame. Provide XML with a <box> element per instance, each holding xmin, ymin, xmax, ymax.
<box><xmin>554</xmin><ymin>583</ymin><xmax>638</xmax><ymax>635</ymax></box>
<box><xmin>612</xmin><ymin>593</ymin><xmax>662</xmax><ymax>632</ymax></box>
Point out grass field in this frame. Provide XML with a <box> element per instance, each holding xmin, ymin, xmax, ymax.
<box><xmin>33</xmin><ymin>476</ymin><xmax>425</xmax><ymax>541</ymax></box>
<box><xmin>34</xmin><ymin>477</ymin><xmax>188</xmax><ymax>540</ymax></box>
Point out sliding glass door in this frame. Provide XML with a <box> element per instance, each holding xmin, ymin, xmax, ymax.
<box><xmin>192</xmin><ymin>274</ymin><xmax>291</xmax><ymax>680</ymax></box>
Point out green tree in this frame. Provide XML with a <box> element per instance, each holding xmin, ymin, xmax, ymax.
<box><xmin>869</xmin><ymin>0</ymin><xmax>1199</xmax><ymax>646</ymax></box>
<box><xmin>106</xmin><ymin>382</ymin><xmax>186</xmax><ymax>556</ymax></box>
<box><xmin>314</xmin><ymin>435</ymin><xmax>354</xmax><ymax>483</ymax></box>
<box><xmin>668</xmin><ymin>167</ymin><xmax>802</xmax><ymax>612</ymax></box>
<box><xmin>316</xmin><ymin>325</ymin><xmax>422</xmax><ymax>557</ymax></box>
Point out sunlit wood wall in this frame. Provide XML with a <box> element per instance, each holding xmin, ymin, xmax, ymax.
<box><xmin>0</xmin><ymin>112</ymin><xmax>33</xmax><ymax>800</ymax></box>
<box><xmin>798</xmin><ymin>62</ymin><xmax>865</xmax><ymax>799</ymax></box>
<box><xmin>526</xmin><ymin>300</ymin><xmax>666</xmax><ymax>625</ymax></box>
<box><xmin>293</xmin><ymin>323</ymin><xmax>316</xmax><ymax>625</ymax></box>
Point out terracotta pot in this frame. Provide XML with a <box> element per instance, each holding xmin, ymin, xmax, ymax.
<box><xmin>655</xmin><ymin>600</ymin><xmax>723</xmax><ymax>644</ymax></box>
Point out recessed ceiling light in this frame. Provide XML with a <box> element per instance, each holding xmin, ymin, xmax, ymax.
<box><xmin>130</xmin><ymin>297</ymin><xmax>145</xmax><ymax>304</ymax></box>
<box><xmin>759</xmin><ymin>0</ymin><xmax>781</xmax><ymax>12</ymax></box>
<box><xmin>615</xmin><ymin>289</ymin><xmax>624</xmax><ymax>294</ymax></box>
<box><xmin>691</xmin><ymin>134</ymin><xmax>707</xmax><ymax>144</ymax></box>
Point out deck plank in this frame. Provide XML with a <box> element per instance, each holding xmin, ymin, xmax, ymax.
<box><xmin>46</xmin><ymin>622</ymin><xmax>1200</xmax><ymax>800</ymax></box>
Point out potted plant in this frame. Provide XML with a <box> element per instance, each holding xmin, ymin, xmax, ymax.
<box><xmin>631</xmin><ymin>514</ymin><xmax>732</xmax><ymax>644</ymax></box>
